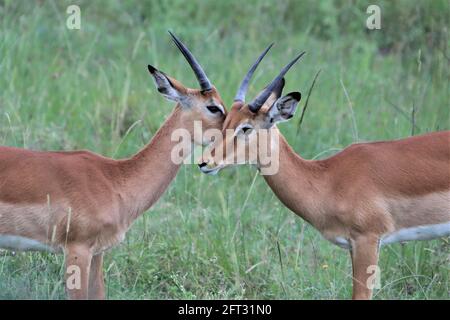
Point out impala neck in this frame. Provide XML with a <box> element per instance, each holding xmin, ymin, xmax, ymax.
<box><xmin>262</xmin><ymin>131</ymin><xmax>328</xmax><ymax>227</ymax></box>
<box><xmin>119</xmin><ymin>105</ymin><xmax>188</xmax><ymax>221</ymax></box>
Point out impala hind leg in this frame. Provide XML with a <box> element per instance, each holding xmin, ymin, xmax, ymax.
<box><xmin>88</xmin><ymin>252</ymin><xmax>106</xmax><ymax>300</ymax></box>
<box><xmin>350</xmin><ymin>234</ymin><xmax>380</xmax><ymax>300</ymax></box>
<box><xmin>64</xmin><ymin>244</ymin><xmax>92</xmax><ymax>300</ymax></box>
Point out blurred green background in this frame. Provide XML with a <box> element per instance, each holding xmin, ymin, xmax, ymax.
<box><xmin>0</xmin><ymin>0</ymin><xmax>449</xmax><ymax>299</ymax></box>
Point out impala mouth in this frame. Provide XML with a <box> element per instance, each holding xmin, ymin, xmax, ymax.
<box><xmin>199</xmin><ymin>165</ymin><xmax>223</xmax><ymax>175</ymax></box>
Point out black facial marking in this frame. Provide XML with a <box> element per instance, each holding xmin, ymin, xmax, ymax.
<box><xmin>207</xmin><ymin>105</ymin><xmax>222</xmax><ymax>114</ymax></box>
<box><xmin>289</xmin><ymin>91</ymin><xmax>301</xmax><ymax>101</ymax></box>
<box><xmin>147</xmin><ymin>64</ymin><xmax>157</xmax><ymax>74</ymax></box>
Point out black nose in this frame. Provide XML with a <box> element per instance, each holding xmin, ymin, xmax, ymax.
<box><xmin>198</xmin><ymin>162</ymin><xmax>207</xmax><ymax>168</ymax></box>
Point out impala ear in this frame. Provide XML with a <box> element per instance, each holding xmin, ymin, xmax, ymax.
<box><xmin>266</xmin><ymin>92</ymin><xmax>301</xmax><ymax>126</ymax></box>
<box><xmin>147</xmin><ymin>65</ymin><xmax>187</xmax><ymax>103</ymax></box>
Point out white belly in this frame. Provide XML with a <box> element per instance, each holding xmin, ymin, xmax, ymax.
<box><xmin>381</xmin><ymin>222</ymin><xmax>450</xmax><ymax>245</ymax></box>
<box><xmin>328</xmin><ymin>222</ymin><xmax>450</xmax><ymax>249</ymax></box>
<box><xmin>0</xmin><ymin>235</ymin><xmax>56</xmax><ymax>252</ymax></box>
<box><xmin>328</xmin><ymin>236</ymin><xmax>352</xmax><ymax>249</ymax></box>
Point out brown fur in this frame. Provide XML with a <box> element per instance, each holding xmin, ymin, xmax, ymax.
<box><xmin>201</xmin><ymin>99</ymin><xmax>450</xmax><ymax>300</ymax></box>
<box><xmin>0</xmin><ymin>82</ymin><xmax>226</xmax><ymax>299</ymax></box>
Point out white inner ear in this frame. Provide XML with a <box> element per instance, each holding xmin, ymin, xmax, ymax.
<box><xmin>151</xmin><ymin>71</ymin><xmax>181</xmax><ymax>102</ymax></box>
<box><xmin>267</xmin><ymin>102</ymin><xmax>279</xmax><ymax>118</ymax></box>
<box><xmin>267</xmin><ymin>102</ymin><xmax>283</xmax><ymax>124</ymax></box>
<box><xmin>268</xmin><ymin>96</ymin><xmax>298</xmax><ymax>124</ymax></box>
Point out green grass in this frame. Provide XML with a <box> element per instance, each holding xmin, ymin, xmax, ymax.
<box><xmin>0</xmin><ymin>0</ymin><xmax>449</xmax><ymax>299</ymax></box>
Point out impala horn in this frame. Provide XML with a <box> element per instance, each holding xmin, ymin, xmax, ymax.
<box><xmin>234</xmin><ymin>43</ymin><xmax>274</xmax><ymax>102</ymax></box>
<box><xmin>248</xmin><ymin>51</ymin><xmax>306</xmax><ymax>113</ymax></box>
<box><xmin>168</xmin><ymin>31</ymin><xmax>213</xmax><ymax>92</ymax></box>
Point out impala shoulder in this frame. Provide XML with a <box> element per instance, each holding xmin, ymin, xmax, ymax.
<box><xmin>54</xmin><ymin>149</ymin><xmax>111</xmax><ymax>161</ymax></box>
<box><xmin>345</xmin><ymin>141</ymin><xmax>383</xmax><ymax>152</ymax></box>
<box><xmin>324</xmin><ymin>142</ymin><xmax>378</xmax><ymax>167</ymax></box>
<box><xmin>58</xmin><ymin>150</ymin><xmax>120</xmax><ymax>172</ymax></box>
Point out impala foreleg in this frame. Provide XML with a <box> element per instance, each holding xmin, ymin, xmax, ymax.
<box><xmin>64</xmin><ymin>244</ymin><xmax>92</xmax><ymax>300</ymax></box>
<box><xmin>350</xmin><ymin>234</ymin><xmax>380</xmax><ymax>300</ymax></box>
<box><xmin>88</xmin><ymin>252</ymin><xmax>105</xmax><ymax>300</ymax></box>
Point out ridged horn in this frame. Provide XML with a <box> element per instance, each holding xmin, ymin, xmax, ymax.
<box><xmin>248</xmin><ymin>51</ymin><xmax>305</xmax><ymax>112</ymax></box>
<box><xmin>234</xmin><ymin>43</ymin><xmax>274</xmax><ymax>102</ymax></box>
<box><xmin>168</xmin><ymin>31</ymin><xmax>213</xmax><ymax>91</ymax></box>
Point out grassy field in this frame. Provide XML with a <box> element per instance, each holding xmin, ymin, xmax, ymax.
<box><xmin>0</xmin><ymin>0</ymin><xmax>449</xmax><ymax>299</ymax></box>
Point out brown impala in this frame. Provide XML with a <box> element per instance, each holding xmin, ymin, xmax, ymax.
<box><xmin>198</xmin><ymin>50</ymin><xmax>450</xmax><ymax>299</ymax></box>
<box><xmin>0</xmin><ymin>32</ymin><xmax>236</xmax><ymax>299</ymax></box>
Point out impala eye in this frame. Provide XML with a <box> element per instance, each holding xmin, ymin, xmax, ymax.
<box><xmin>206</xmin><ymin>105</ymin><xmax>221</xmax><ymax>114</ymax></box>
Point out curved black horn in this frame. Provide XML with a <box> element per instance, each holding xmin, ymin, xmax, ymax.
<box><xmin>168</xmin><ymin>31</ymin><xmax>213</xmax><ymax>91</ymax></box>
<box><xmin>234</xmin><ymin>43</ymin><xmax>274</xmax><ymax>102</ymax></box>
<box><xmin>248</xmin><ymin>51</ymin><xmax>306</xmax><ymax>113</ymax></box>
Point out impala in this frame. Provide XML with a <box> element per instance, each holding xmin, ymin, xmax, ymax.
<box><xmin>198</xmin><ymin>51</ymin><xmax>450</xmax><ymax>299</ymax></box>
<box><xmin>0</xmin><ymin>32</ymin><xmax>230</xmax><ymax>300</ymax></box>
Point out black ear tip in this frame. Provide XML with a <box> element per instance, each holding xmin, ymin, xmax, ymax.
<box><xmin>168</xmin><ymin>30</ymin><xmax>176</xmax><ymax>40</ymax></box>
<box><xmin>147</xmin><ymin>64</ymin><xmax>157</xmax><ymax>74</ymax></box>
<box><xmin>289</xmin><ymin>91</ymin><xmax>301</xmax><ymax>101</ymax></box>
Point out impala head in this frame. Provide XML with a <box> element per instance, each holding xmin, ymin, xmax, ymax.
<box><xmin>148</xmin><ymin>32</ymin><xmax>226</xmax><ymax>145</ymax></box>
<box><xmin>198</xmin><ymin>50</ymin><xmax>304</xmax><ymax>175</ymax></box>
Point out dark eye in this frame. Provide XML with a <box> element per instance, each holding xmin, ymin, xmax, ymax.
<box><xmin>206</xmin><ymin>105</ymin><xmax>221</xmax><ymax>114</ymax></box>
